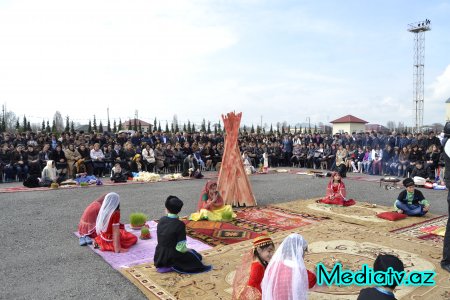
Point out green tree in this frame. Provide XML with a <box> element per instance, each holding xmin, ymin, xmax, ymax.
<box><xmin>207</xmin><ymin>121</ymin><xmax>211</xmax><ymax>134</ymax></box>
<box><xmin>183</xmin><ymin>123</ymin><xmax>187</xmax><ymax>132</ymax></box>
<box><xmin>192</xmin><ymin>123</ymin><xmax>196</xmax><ymax>133</ymax></box>
<box><xmin>128</xmin><ymin>119</ymin><xmax>132</xmax><ymax>130</ymax></box>
<box><xmin>214</xmin><ymin>124</ymin><xmax>217</xmax><ymax>135</ymax></box>
<box><xmin>243</xmin><ymin>125</ymin><xmax>247</xmax><ymax>133</ymax></box>
<box><xmin>157</xmin><ymin>121</ymin><xmax>161</xmax><ymax>132</ymax></box>
<box><xmin>287</xmin><ymin>125</ymin><xmax>291</xmax><ymax>133</ymax></box>
<box><xmin>99</xmin><ymin>121</ymin><xmax>103</xmax><ymax>133</ymax></box>
<box><xmin>201</xmin><ymin>119</ymin><xmax>206</xmax><ymax>132</ymax></box>
<box><xmin>16</xmin><ymin>119</ymin><xmax>20</xmax><ymax>131</ymax></box>
<box><xmin>107</xmin><ymin>118</ymin><xmax>111</xmax><ymax>132</ymax></box>
<box><xmin>46</xmin><ymin>120</ymin><xmax>51</xmax><ymax>133</ymax></box>
<box><xmin>187</xmin><ymin>121</ymin><xmax>191</xmax><ymax>133</ymax></box>
<box><xmin>65</xmin><ymin>116</ymin><xmax>70</xmax><ymax>132</ymax></box>
<box><xmin>270</xmin><ymin>124</ymin><xmax>273</xmax><ymax>134</ymax></box>
<box><xmin>218</xmin><ymin>120</ymin><xmax>222</xmax><ymax>133</ymax></box>
<box><xmin>314</xmin><ymin>125</ymin><xmax>317</xmax><ymax>134</ymax></box>
<box><xmin>170</xmin><ymin>123</ymin><xmax>174</xmax><ymax>133</ymax></box>
<box><xmin>27</xmin><ymin>121</ymin><xmax>31</xmax><ymax>131</ymax></box>
<box><xmin>118</xmin><ymin>118</ymin><xmax>122</xmax><ymax>131</ymax></box>
<box><xmin>256</xmin><ymin>125</ymin><xmax>261</xmax><ymax>134</ymax></box>
<box><xmin>113</xmin><ymin>120</ymin><xmax>117</xmax><ymax>133</ymax></box>
<box><xmin>138</xmin><ymin>121</ymin><xmax>142</xmax><ymax>132</ymax></box>
<box><xmin>51</xmin><ymin>119</ymin><xmax>56</xmax><ymax>132</ymax></box>
<box><xmin>88</xmin><ymin>120</ymin><xmax>92</xmax><ymax>133</ymax></box>
<box><xmin>153</xmin><ymin>118</ymin><xmax>157</xmax><ymax>131</ymax></box>
<box><xmin>165</xmin><ymin>121</ymin><xmax>169</xmax><ymax>133</ymax></box>
<box><xmin>93</xmin><ymin>115</ymin><xmax>97</xmax><ymax>132</ymax></box>
<box><xmin>22</xmin><ymin>115</ymin><xmax>27</xmax><ymax>132</ymax></box>
<box><xmin>250</xmin><ymin>124</ymin><xmax>255</xmax><ymax>134</ymax></box>
<box><xmin>133</xmin><ymin>118</ymin><xmax>138</xmax><ymax>131</ymax></box>
<box><xmin>175</xmin><ymin>122</ymin><xmax>179</xmax><ymax>133</ymax></box>
<box><xmin>70</xmin><ymin>121</ymin><xmax>75</xmax><ymax>133</ymax></box>
<box><xmin>42</xmin><ymin>120</ymin><xmax>45</xmax><ymax>131</ymax></box>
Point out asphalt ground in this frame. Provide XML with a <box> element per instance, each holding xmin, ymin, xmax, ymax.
<box><xmin>0</xmin><ymin>171</ymin><xmax>448</xmax><ymax>299</ymax></box>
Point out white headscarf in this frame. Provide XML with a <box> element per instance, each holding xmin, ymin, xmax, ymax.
<box><xmin>261</xmin><ymin>233</ymin><xmax>309</xmax><ymax>300</ymax></box>
<box><xmin>95</xmin><ymin>192</ymin><xmax>120</xmax><ymax>235</ymax></box>
<box><xmin>42</xmin><ymin>160</ymin><xmax>57</xmax><ymax>181</ymax></box>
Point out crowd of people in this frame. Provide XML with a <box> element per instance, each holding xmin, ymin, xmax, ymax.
<box><xmin>0</xmin><ymin>129</ymin><xmax>445</xmax><ymax>184</ymax></box>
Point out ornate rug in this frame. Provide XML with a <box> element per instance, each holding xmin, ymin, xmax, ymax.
<box><xmin>121</xmin><ymin>220</ymin><xmax>448</xmax><ymax>300</ymax></box>
<box><xmin>273</xmin><ymin>198</ymin><xmax>443</xmax><ymax>231</ymax></box>
<box><xmin>391</xmin><ymin>216</ymin><xmax>447</xmax><ymax>247</ymax></box>
<box><xmin>183</xmin><ymin>206</ymin><xmax>325</xmax><ymax>247</ymax></box>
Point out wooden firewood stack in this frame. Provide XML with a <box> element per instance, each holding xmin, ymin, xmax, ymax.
<box><xmin>217</xmin><ymin>112</ymin><xmax>257</xmax><ymax>207</ymax></box>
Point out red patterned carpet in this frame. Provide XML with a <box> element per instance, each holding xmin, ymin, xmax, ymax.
<box><xmin>183</xmin><ymin>206</ymin><xmax>326</xmax><ymax>247</ymax></box>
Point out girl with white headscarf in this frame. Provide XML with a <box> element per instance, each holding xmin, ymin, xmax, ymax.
<box><xmin>261</xmin><ymin>233</ymin><xmax>316</xmax><ymax>300</ymax></box>
<box><xmin>93</xmin><ymin>192</ymin><xmax>137</xmax><ymax>252</ymax></box>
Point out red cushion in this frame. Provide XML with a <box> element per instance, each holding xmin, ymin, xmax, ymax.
<box><xmin>377</xmin><ymin>211</ymin><xmax>407</xmax><ymax>221</ymax></box>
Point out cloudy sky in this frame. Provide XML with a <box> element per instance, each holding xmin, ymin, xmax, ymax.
<box><xmin>0</xmin><ymin>0</ymin><xmax>449</xmax><ymax>128</ymax></box>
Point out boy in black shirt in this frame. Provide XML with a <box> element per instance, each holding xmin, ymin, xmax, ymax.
<box><xmin>357</xmin><ymin>254</ymin><xmax>404</xmax><ymax>300</ymax></box>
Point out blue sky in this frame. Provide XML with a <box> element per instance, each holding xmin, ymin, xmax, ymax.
<box><xmin>0</xmin><ymin>0</ymin><xmax>449</xmax><ymax>128</ymax></box>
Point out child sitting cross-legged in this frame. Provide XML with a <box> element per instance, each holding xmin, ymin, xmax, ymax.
<box><xmin>154</xmin><ymin>195</ymin><xmax>212</xmax><ymax>274</ymax></box>
<box><xmin>394</xmin><ymin>178</ymin><xmax>430</xmax><ymax>216</ymax></box>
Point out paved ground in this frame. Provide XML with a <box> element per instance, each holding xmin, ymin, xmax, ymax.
<box><xmin>0</xmin><ymin>171</ymin><xmax>448</xmax><ymax>299</ymax></box>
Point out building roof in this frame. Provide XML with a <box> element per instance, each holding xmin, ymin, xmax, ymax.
<box><xmin>446</xmin><ymin>97</ymin><xmax>450</xmax><ymax>103</ymax></box>
<box><xmin>330</xmin><ymin>115</ymin><xmax>368</xmax><ymax>124</ymax></box>
<box><xmin>121</xmin><ymin>119</ymin><xmax>152</xmax><ymax>126</ymax></box>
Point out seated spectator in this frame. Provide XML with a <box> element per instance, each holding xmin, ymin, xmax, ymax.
<box><xmin>130</xmin><ymin>154</ymin><xmax>144</xmax><ymax>173</ymax></box>
<box><xmin>261</xmin><ymin>233</ymin><xmax>316</xmax><ymax>300</ymax></box>
<box><xmin>371</xmin><ymin>145</ymin><xmax>383</xmax><ymax>175</ymax></box>
<box><xmin>243</xmin><ymin>151</ymin><xmax>256</xmax><ymax>174</ymax></box>
<box><xmin>41</xmin><ymin>160</ymin><xmax>63</xmax><ymax>186</ymax></box>
<box><xmin>78</xmin><ymin>144</ymin><xmax>93</xmax><ymax>175</ymax></box>
<box><xmin>122</xmin><ymin>142</ymin><xmax>136</xmax><ymax>171</ymax></box>
<box><xmin>290</xmin><ymin>144</ymin><xmax>303</xmax><ymax>166</ymax></box>
<box><xmin>182</xmin><ymin>154</ymin><xmax>203</xmax><ymax>178</ymax></box>
<box><xmin>154</xmin><ymin>143</ymin><xmax>166</xmax><ymax>173</ymax></box>
<box><xmin>335</xmin><ymin>144</ymin><xmax>348</xmax><ymax>177</ymax></box>
<box><xmin>361</xmin><ymin>147</ymin><xmax>372</xmax><ymax>174</ymax></box>
<box><xmin>110</xmin><ymin>163</ymin><xmax>127</xmax><ymax>183</ymax></box>
<box><xmin>103</xmin><ymin>144</ymin><xmax>113</xmax><ymax>175</ymax></box>
<box><xmin>51</xmin><ymin>144</ymin><xmax>68</xmax><ymax>179</ymax></box>
<box><xmin>357</xmin><ymin>254</ymin><xmax>404</xmax><ymax>300</ymax></box>
<box><xmin>405</xmin><ymin>144</ymin><xmax>423</xmax><ymax>177</ymax></box>
<box><xmin>26</xmin><ymin>145</ymin><xmax>41</xmax><ymax>176</ymax></box>
<box><xmin>410</xmin><ymin>160</ymin><xmax>433</xmax><ymax>181</ymax></box>
<box><xmin>313</xmin><ymin>144</ymin><xmax>324</xmax><ymax>169</ymax></box>
<box><xmin>64</xmin><ymin>144</ymin><xmax>81</xmax><ymax>178</ymax></box>
<box><xmin>11</xmin><ymin>144</ymin><xmax>28</xmax><ymax>181</ymax></box>
<box><xmin>398</xmin><ymin>146</ymin><xmax>410</xmax><ymax>177</ymax></box>
<box><xmin>387</xmin><ymin>148</ymin><xmax>400</xmax><ymax>176</ymax></box>
<box><xmin>424</xmin><ymin>144</ymin><xmax>439</xmax><ymax>174</ymax></box>
<box><xmin>90</xmin><ymin>143</ymin><xmax>105</xmax><ymax>177</ymax></box>
<box><xmin>142</xmin><ymin>143</ymin><xmax>156</xmax><ymax>172</ymax></box>
<box><xmin>395</xmin><ymin>178</ymin><xmax>429</xmax><ymax>216</ymax></box>
<box><xmin>0</xmin><ymin>143</ymin><xmax>14</xmax><ymax>182</ymax></box>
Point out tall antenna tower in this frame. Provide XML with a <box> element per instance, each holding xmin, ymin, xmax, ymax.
<box><xmin>407</xmin><ymin>19</ymin><xmax>431</xmax><ymax>132</ymax></box>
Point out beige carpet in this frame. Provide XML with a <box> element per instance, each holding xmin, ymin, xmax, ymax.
<box><xmin>272</xmin><ymin>199</ymin><xmax>442</xmax><ymax>232</ymax></box>
<box><xmin>121</xmin><ymin>219</ymin><xmax>448</xmax><ymax>299</ymax></box>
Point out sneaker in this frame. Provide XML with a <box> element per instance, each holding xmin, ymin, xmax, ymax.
<box><xmin>79</xmin><ymin>236</ymin><xmax>87</xmax><ymax>246</ymax></box>
<box><xmin>84</xmin><ymin>236</ymin><xmax>93</xmax><ymax>245</ymax></box>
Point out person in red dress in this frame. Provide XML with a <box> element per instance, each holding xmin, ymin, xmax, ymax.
<box><xmin>319</xmin><ymin>171</ymin><xmax>355</xmax><ymax>206</ymax></box>
<box><xmin>93</xmin><ymin>192</ymin><xmax>137</xmax><ymax>252</ymax></box>
<box><xmin>261</xmin><ymin>233</ymin><xmax>316</xmax><ymax>300</ymax></box>
<box><xmin>78</xmin><ymin>193</ymin><xmax>106</xmax><ymax>246</ymax></box>
<box><xmin>232</xmin><ymin>236</ymin><xmax>275</xmax><ymax>300</ymax></box>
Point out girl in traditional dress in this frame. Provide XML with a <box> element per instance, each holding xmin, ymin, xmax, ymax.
<box><xmin>78</xmin><ymin>194</ymin><xmax>106</xmax><ymax>246</ymax></box>
<box><xmin>318</xmin><ymin>172</ymin><xmax>355</xmax><ymax>206</ymax></box>
<box><xmin>261</xmin><ymin>233</ymin><xmax>316</xmax><ymax>300</ymax></box>
<box><xmin>232</xmin><ymin>236</ymin><xmax>275</xmax><ymax>300</ymax></box>
<box><xmin>93</xmin><ymin>193</ymin><xmax>137</xmax><ymax>252</ymax></box>
<box><xmin>189</xmin><ymin>181</ymin><xmax>235</xmax><ymax>221</ymax></box>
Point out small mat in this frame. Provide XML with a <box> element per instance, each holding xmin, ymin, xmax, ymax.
<box><xmin>391</xmin><ymin>216</ymin><xmax>448</xmax><ymax>247</ymax></box>
<box><xmin>183</xmin><ymin>206</ymin><xmax>325</xmax><ymax>246</ymax></box>
<box><xmin>121</xmin><ymin>220</ymin><xmax>447</xmax><ymax>300</ymax></box>
<box><xmin>273</xmin><ymin>198</ymin><xmax>442</xmax><ymax>231</ymax></box>
<box><xmin>74</xmin><ymin>221</ymin><xmax>212</xmax><ymax>270</ymax></box>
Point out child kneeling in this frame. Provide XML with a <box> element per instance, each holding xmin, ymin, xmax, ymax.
<box><xmin>154</xmin><ymin>195</ymin><xmax>211</xmax><ymax>274</ymax></box>
<box><xmin>394</xmin><ymin>178</ymin><xmax>430</xmax><ymax>216</ymax></box>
